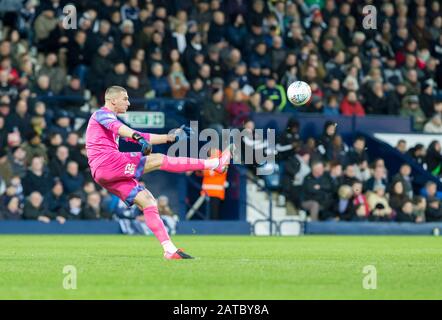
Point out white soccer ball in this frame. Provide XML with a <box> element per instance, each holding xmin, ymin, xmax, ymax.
<box><xmin>287</xmin><ymin>81</ymin><xmax>312</xmax><ymax>106</ymax></box>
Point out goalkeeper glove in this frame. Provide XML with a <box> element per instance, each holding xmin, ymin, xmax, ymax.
<box><xmin>174</xmin><ymin>125</ymin><xmax>195</xmax><ymax>143</ymax></box>
<box><xmin>132</xmin><ymin>133</ymin><xmax>152</xmax><ymax>156</ymax></box>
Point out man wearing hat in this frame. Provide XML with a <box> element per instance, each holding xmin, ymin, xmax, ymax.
<box><xmin>400</xmin><ymin>95</ymin><xmax>426</xmax><ymax>131</ymax></box>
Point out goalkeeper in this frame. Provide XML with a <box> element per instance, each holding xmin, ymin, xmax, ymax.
<box><xmin>85</xmin><ymin>86</ymin><xmax>233</xmax><ymax>259</ymax></box>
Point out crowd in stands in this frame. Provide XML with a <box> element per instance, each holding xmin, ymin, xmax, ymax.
<box><xmin>269</xmin><ymin>118</ymin><xmax>442</xmax><ymax>222</ymax></box>
<box><xmin>0</xmin><ymin>0</ymin><xmax>441</xmax><ymax>222</ymax></box>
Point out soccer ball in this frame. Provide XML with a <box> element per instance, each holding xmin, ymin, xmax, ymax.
<box><xmin>287</xmin><ymin>81</ymin><xmax>312</xmax><ymax>106</ymax></box>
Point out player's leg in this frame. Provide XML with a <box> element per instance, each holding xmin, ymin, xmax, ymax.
<box><xmin>142</xmin><ymin>144</ymin><xmax>235</xmax><ymax>174</ymax></box>
<box><xmin>133</xmin><ymin>189</ymin><xmax>193</xmax><ymax>259</ymax></box>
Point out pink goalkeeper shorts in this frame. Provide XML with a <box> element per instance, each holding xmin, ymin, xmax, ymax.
<box><xmin>92</xmin><ymin>152</ymin><xmax>147</xmax><ymax>206</ymax></box>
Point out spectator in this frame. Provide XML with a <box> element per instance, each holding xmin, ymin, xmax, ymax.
<box><xmin>201</xmin><ymin>88</ymin><xmax>228</xmax><ymax>133</ymax></box>
<box><xmin>66</xmin><ymin>132</ymin><xmax>88</xmax><ymax>171</ymax></box>
<box><xmin>23</xmin><ymin>191</ymin><xmax>50</xmax><ymax>223</ymax></box>
<box><xmin>408</xmin><ymin>143</ymin><xmax>426</xmax><ymax>166</ymax></box>
<box><xmin>21</xmin><ymin>130</ymin><xmax>48</xmax><ymax>164</ymax></box>
<box><xmin>413</xmin><ymin>196</ymin><xmax>427</xmax><ymax>222</ymax></box>
<box><xmin>346</xmin><ymin>136</ymin><xmax>369</xmax><ymax>166</ymax></box>
<box><xmin>423</xmin><ymin>114</ymin><xmax>442</xmax><ymax>133</ymax></box>
<box><xmin>282</xmin><ymin>150</ymin><xmax>310</xmax><ymax>209</ymax></box>
<box><xmin>114</xmin><ymin>34</ymin><xmax>135</xmax><ymax>66</ymax></box>
<box><xmin>400</xmin><ymin>95</ymin><xmax>427</xmax><ymax>131</ymax></box>
<box><xmin>66</xmin><ymin>30</ymin><xmax>93</xmax><ymax>84</ymax></box>
<box><xmin>328</xmin><ymin>161</ymin><xmax>344</xmax><ymax>200</ymax></box>
<box><xmin>354</xmin><ymin>160</ymin><xmax>371</xmax><ymax>183</ymax></box>
<box><xmin>9</xmin><ymin>146</ymin><xmax>27</xmax><ymax>178</ymax></box>
<box><xmin>396</xmin><ymin>139</ymin><xmax>408</xmax><ymax>154</ymax></box>
<box><xmin>336</xmin><ymin>184</ymin><xmax>354</xmax><ymax>221</ymax></box>
<box><xmin>301</xmin><ymin>161</ymin><xmax>334</xmax><ymax>221</ymax></box>
<box><xmin>325</xmin><ymin>135</ymin><xmax>348</xmax><ymax>164</ymax></box>
<box><xmin>392</xmin><ymin>164</ymin><xmax>414</xmax><ymax>199</ymax></box>
<box><xmin>420</xmin><ymin>80</ymin><xmax>436</xmax><ymax>118</ymax></box>
<box><xmin>34</xmin><ymin>8</ymin><xmax>58</xmax><ymax>49</ymax></box>
<box><xmin>44</xmin><ymin>180</ymin><xmax>67</xmax><ymax>219</ymax></box>
<box><xmin>206</xmin><ymin>46</ymin><xmax>224</xmax><ymax>80</ymax></box>
<box><xmin>365</xmin><ymin>166</ymin><xmax>388</xmax><ymax>192</ymax></box>
<box><xmin>367</xmin><ymin>185</ymin><xmax>393</xmax><ymax>222</ymax></box>
<box><xmin>125</xmin><ymin>75</ymin><xmax>145</xmax><ymax>103</ymax></box>
<box><xmin>128</xmin><ymin>58</ymin><xmax>150</xmax><ymax>93</ymax></box>
<box><xmin>88</xmin><ymin>44</ymin><xmax>113</xmax><ymax>99</ymax></box>
<box><xmin>425</xmin><ymin>197</ymin><xmax>442</xmax><ymax>222</ymax></box>
<box><xmin>6</xmin><ymin>99</ymin><xmax>32</xmax><ymax>137</ymax></box>
<box><xmin>168</xmin><ymin>62</ymin><xmax>190</xmax><ymax>99</ymax></box>
<box><xmin>396</xmin><ymin>200</ymin><xmax>419</xmax><ymax>222</ymax></box>
<box><xmin>149</xmin><ymin>63</ymin><xmax>171</xmax><ymax>98</ymax></box>
<box><xmin>22</xmin><ymin>156</ymin><xmax>53</xmax><ymax>196</ymax></box>
<box><xmin>186</xmin><ymin>77</ymin><xmax>208</xmax><ymax>113</ymax></box>
<box><xmin>60</xmin><ymin>193</ymin><xmax>85</xmax><ymax>220</ymax></box>
<box><xmin>49</xmin><ymin>145</ymin><xmax>70</xmax><ymax>178</ymax></box>
<box><xmin>350</xmin><ymin>180</ymin><xmax>370</xmax><ymax>221</ymax></box>
<box><xmin>364</xmin><ymin>81</ymin><xmax>389</xmax><ymax>115</ymax></box>
<box><xmin>276</xmin><ymin>117</ymin><xmax>302</xmax><ymax>161</ymax></box>
<box><xmin>36</xmin><ymin>53</ymin><xmax>66</xmax><ymax>94</ymax></box>
<box><xmin>421</xmin><ymin>181</ymin><xmax>442</xmax><ymax>201</ymax></box>
<box><xmin>340</xmin><ymin>91</ymin><xmax>365</xmax><ymax>116</ymax></box>
<box><xmin>61</xmin><ymin>161</ymin><xmax>84</xmax><ymax>194</ymax></box>
<box><xmin>227</xmin><ymin>13</ymin><xmax>248</xmax><ymax>51</ymax></box>
<box><xmin>105</xmin><ymin>61</ymin><xmax>128</xmax><ymax>89</ymax></box>
<box><xmin>50</xmin><ymin>111</ymin><xmax>73</xmax><ymax>141</ymax></box>
<box><xmin>0</xmin><ymin>196</ymin><xmax>22</xmax><ymax>220</ymax></box>
<box><xmin>425</xmin><ymin>140</ymin><xmax>442</xmax><ymax>176</ymax></box>
<box><xmin>0</xmin><ymin>115</ymin><xmax>8</xmax><ymax>152</ymax></box>
<box><xmin>0</xmin><ymin>148</ymin><xmax>13</xmax><ymax>183</ymax></box>
<box><xmin>316</xmin><ymin>121</ymin><xmax>337</xmax><ymax>158</ymax></box>
<box><xmin>83</xmin><ymin>191</ymin><xmax>112</xmax><ymax>220</ymax></box>
<box><xmin>341</xmin><ymin>164</ymin><xmax>358</xmax><ymax>187</ymax></box>
<box><xmin>61</xmin><ymin>76</ymin><xmax>86</xmax><ymax>111</ymax></box>
<box><xmin>323</xmin><ymin>95</ymin><xmax>340</xmax><ymax>115</ymax></box>
<box><xmin>226</xmin><ymin>90</ymin><xmax>251</xmax><ymax>127</ymax></box>
<box><xmin>208</xmin><ymin>11</ymin><xmax>227</xmax><ymax>44</ymax></box>
<box><xmin>46</xmin><ymin>132</ymin><xmax>63</xmax><ymax>161</ymax></box>
<box><xmin>389</xmin><ymin>180</ymin><xmax>410</xmax><ymax>213</ymax></box>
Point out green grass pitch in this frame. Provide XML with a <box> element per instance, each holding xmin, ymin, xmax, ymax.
<box><xmin>0</xmin><ymin>235</ymin><xmax>441</xmax><ymax>299</ymax></box>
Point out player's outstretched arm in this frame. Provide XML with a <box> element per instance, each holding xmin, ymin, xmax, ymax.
<box><xmin>146</xmin><ymin>125</ymin><xmax>194</xmax><ymax>145</ymax></box>
<box><xmin>118</xmin><ymin>124</ymin><xmax>152</xmax><ymax>155</ymax></box>
<box><xmin>148</xmin><ymin>133</ymin><xmax>176</xmax><ymax>145</ymax></box>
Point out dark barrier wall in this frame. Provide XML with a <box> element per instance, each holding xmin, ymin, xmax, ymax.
<box><xmin>0</xmin><ymin>221</ymin><xmax>122</xmax><ymax>234</ymax></box>
<box><xmin>0</xmin><ymin>221</ymin><xmax>251</xmax><ymax>235</ymax></box>
<box><xmin>305</xmin><ymin>221</ymin><xmax>442</xmax><ymax>235</ymax></box>
<box><xmin>1</xmin><ymin>221</ymin><xmax>440</xmax><ymax>236</ymax></box>
<box><xmin>251</xmin><ymin>112</ymin><xmax>413</xmax><ymax>139</ymax></box>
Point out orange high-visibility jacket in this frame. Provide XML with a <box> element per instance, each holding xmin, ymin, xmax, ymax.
<box><xmin>201</xmin><ymin>168</ymin><xmax>228</xmax><ymax>200</ymax></box>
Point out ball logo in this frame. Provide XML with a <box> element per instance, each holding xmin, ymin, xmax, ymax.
<box><xmin>287</xmin><ymin>81</ymin><xmax>312</xmax><ymax>106</ymax></box>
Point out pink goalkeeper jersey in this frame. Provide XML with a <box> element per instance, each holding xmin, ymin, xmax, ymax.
<box><xmin>86</xmin><ymin>107</ymin><xmax>150</xmax><ymax>175</ymax></box>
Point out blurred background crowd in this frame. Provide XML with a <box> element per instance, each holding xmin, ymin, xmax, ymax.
<box><xmin>0</xmin><ymin>0</ymin><xmax>441</xmax><ymax>223</ymax></box>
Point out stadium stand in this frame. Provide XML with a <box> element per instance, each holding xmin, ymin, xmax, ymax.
<box><xmin>0</xmin><ymin>0</ymin><xmax>441</xmax><ymax>234</ymax></box>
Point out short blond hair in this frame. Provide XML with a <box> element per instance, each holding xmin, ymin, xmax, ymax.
<box><xmin>104</xmin><ymin>86</ymin><xmax>127</xmax><ymax>100</ymax></box>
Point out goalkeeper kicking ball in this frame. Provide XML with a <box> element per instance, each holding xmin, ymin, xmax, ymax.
<box><xmin>287</xmin><ymin>81</ymin><xmax>312</xmax><ymax>106</ymax></box>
